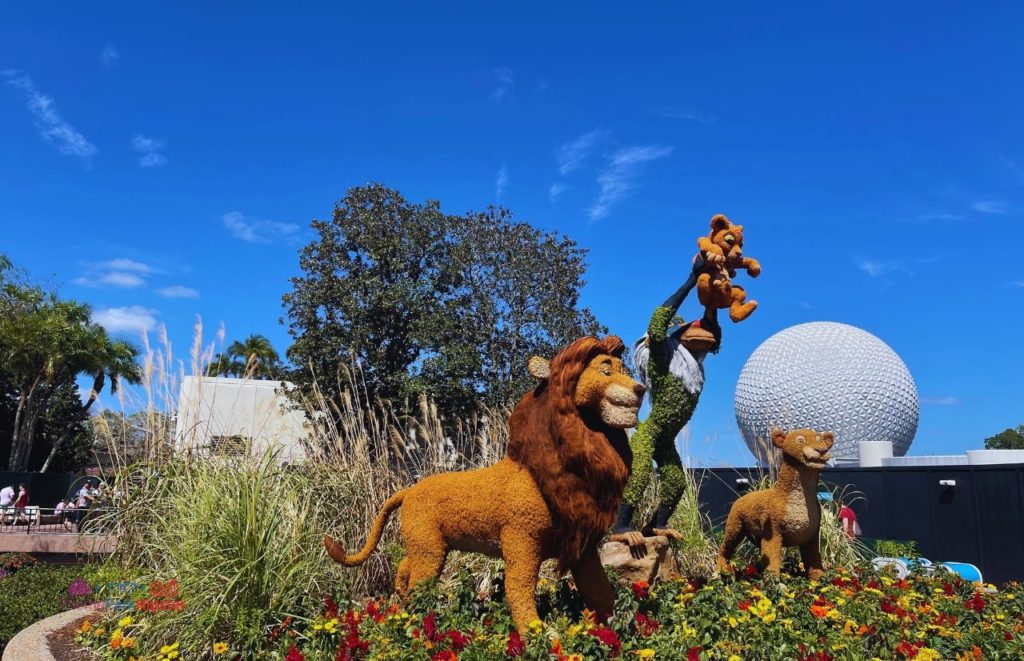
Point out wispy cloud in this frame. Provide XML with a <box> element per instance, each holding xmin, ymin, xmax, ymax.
<box><xmin>223</xmin><ymin>211</ymin><xmax>300</xmax><ymax>244</ymax></box>
<box><xmin>93</xmin><ymin>306</ymin><xmax>158</xmax><ymax>333</ymax></box>
<box><xmin>556</xmin><ymin>130</ymin><xmax>603</xmax><ymax>175</ymax></box>
<box><xmin>913</xmin><ymin>212</ymin><xmax>964</xmax><ymax>224</ymax></box>
<box><xmin>74</xmin><ymin>258</ymin><xmax>153</xmax><ymax>288</ymax></box>
<box><xmin>495</xmin><ymin>164</ymin><xmax>508</xmax><ymax>201</ymax></box>
<box><xmin>100</xmin><ymin>43</ymin><xmax>119</xmax><ymax>69</ymax></box>
<box><xmin>130</xmin><ymin>134</ymin><xmax>167</xmax><ymax>167</ymax></box>
<box><xmin>589</xmin><ymin>145</ymin><xmax>674</xmax><ymax>221</ymax></box>
<box><xmin>3</xmin><ymin>70</ymin><xmax>97</xmax><ymax>163</ymax></box>
<box><xmin>650</xmin><ymin>108</ymin><xmax>717</xmax><ymax>124</ymax></box>
<box><xmin>549</xmin><ymin>182</ymin><xmax>567</xmax><ymax>203</ymax></box>
<box><xmin>103</xmin><ymin>258</ymin><xmax>151</xmax><ymax>274</ymax></box>
<box><xmin>156</xmin><ymin>285</ymin><xmax>200</xmax><ymax>299</ymax></box>
<box><xmin>858</xmin><ymin>259</ymin><xmax>912</xmax><ymax>277</ymax></box>
<box><xmin>921</xmin><ymin>396</ymin><xmax>960</xmax><ymax>406</ymax></box>
<box><xmin>491</xmin><ymin>68</ymin><xmax>514</xmax><ymax>102</ymax></box>
<box><xmin>971</xmin><ymin>199</ymin><xmax>1009</xmax><ymax>214</ymax></box>
<box><xmin>1010</xmin><ymin>281</ymin><xmax>1024</xmax><ymax>288</ymax></box>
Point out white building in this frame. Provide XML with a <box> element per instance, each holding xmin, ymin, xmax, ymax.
<box><xmin>174</xmin><ymin>376</ymin><xmax>310</xmax><ymax>463</ymax></box>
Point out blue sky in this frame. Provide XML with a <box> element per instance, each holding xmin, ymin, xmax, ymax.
<box><xmin>2</xmin><ymin>2</ymin><xmax>1023</xmax><ymax>466</ymax></box>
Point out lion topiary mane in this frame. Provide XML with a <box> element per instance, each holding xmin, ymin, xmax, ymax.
<box><xmin>507</xmin><ymin>334</ymin><xmax>633</xmax><ymax>571</ymax></box>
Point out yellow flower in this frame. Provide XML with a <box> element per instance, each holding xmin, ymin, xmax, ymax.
<box><xmin>681</xmin><ymin>621</ymin><xmax>697</xmax><ymax>638</ymax></box>
<box><xmin>159</xmin><ymin>641</ymin><xmax>180</xmax><ymax>660</ymax></box>
<box><xmin>842</xmin><ymin>620</ymin><xmax>858</xmax><ymax>635</ymax></box>
<box><xmin>637</xmin><ymin>650</ymin><xmax>656</xmax><ymax>659</ymax></box>
<box><xmin>566</xmin><ymin>623</ymin><xmax>582</xmax><ymax>639</ymax></box>
<box><xmin>121</xmin><ymin>637</ymin><xmax>135</xmax><ymax>649</ymax></box>
<box><xmin>916</xmin><ymin>649</ymin><xmax>940</xmax><ymax>661</ymax></box>
<box><xmin>79</xmin><ymin>620</ymin><xmax>92</xmax><ymax>633</ymax></box>
<box><xmin>213</xmin><ymin>642</ymin><xmax>229</xmax><ymax>655</ymax></box>
<box><xmin>728</xmin><ymin>656</ymin><xmax>742</xmax><ymax>661</ymax></box>
<box><xmin>727</xmin><ymin>616</ymin><xmax>739</xmax><ymax>628</ymax></box>
<box><xmin>324</xmin><ymin>617</ymin><xmax>339</xmax><ymax>634</ymax></box>
<box><xmin>528</xmin><ymin>619</ymin><xmax>543</xmax><ymax>634</ymax></box>
<box><xmin>117</xmin><ymin>615</ymin><xmax>133</xmax><ymax>628</ymax></box>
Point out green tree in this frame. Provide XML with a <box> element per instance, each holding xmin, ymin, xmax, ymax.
<box><xmin>0</xmin><ymin>255</ymin><xmax>141</xmax><ymax>471</ymax></box>
<box><xmin>283</xmin><ymin>184</ymin><xmax>604</xmax><ymax>418</ymax></box>
<box><xmin>207</xmin><ymin>352</ymin><xmax>243</xmax><ymax>377</ymax></box>
<box><xmin>227</xmin><ymin>334</ymin><xmax>282</xmax><ymax>379</ymax></box>
<box><xmin>985</xmin><ymin>425</ymin><xmax>1024</xmax><ymax>449</ymax></box>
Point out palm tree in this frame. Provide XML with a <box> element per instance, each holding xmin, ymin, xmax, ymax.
<box><xmin>39</xmin><ymin>325</ymin><xmax>142</xmax><ymax>472</ymax></box>
<box><xmin>207</xmin><ymin>352</ymin><xmax>243</xmax><ymax>377</ymax></box>
<box><xmin>226</xmin><ymin>334</ymin><xmax>281</xmax><ymax>379</ymax></box>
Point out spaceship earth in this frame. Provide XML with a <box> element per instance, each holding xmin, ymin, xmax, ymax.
<box><xmin>734</xmin><ymin>322</ymin><xmax>919</xmax><ymax>464</ymax></box>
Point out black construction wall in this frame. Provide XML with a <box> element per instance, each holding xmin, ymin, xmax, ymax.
<box><xmin>0</xmin><ymin>472</ymin><xmax>74</xmax><ymax>510</ymax></box>
<box><xmin>693</xmin><ymin>464</ymin><xmax>1024</xmax><ymax>586</ymax></box>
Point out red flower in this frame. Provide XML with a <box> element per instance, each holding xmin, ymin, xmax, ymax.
<box><xmin>894</xmin><ymin>640</ymin><xmax>922</xmax><ymax>658</ymax></box>
<box><xmin>423</xmin><ymin>613</ymin><xmax>446</xmax><ymax>643</ymax></box>
<box><xmin>896</xmin><ymin>579</ymin><xmax>910</xmax><ymax>590</ymax></box>
<box><xmin>285</xmin><ymin>644</ymin><xmax>304</xmax><ymax>661</ymax></box>
<box><xmin>738</xmin><ymin>600</ymin><xmax>751</xmax><ymax>611</ymax></box>
<box><xmin>431</xmin><ymin>652</ymin><xmax>458</xmax><ymax>661</ymax></box>
<box><xmin>635</xmin><ymin>612</ymin><xmax>659</xmax><ymax>636</ymax></box>
<box><xmin>366</xmin><ymin>600</ymin><xmax>383</xmax><ymax>622</ymax></box>
<box><xmin>590</xmin><ymin>625</ymin><xmax>622</xmax><ymax>657</ymax></box>
<box><xmin>324</xmin><ymin>595</ymin><xmax>339</xmax><ymax>619</ymax></box>
<box><xmin>506</xmin><ymin>631</ymin><xmax>525</xmax><ymax>657</ymax></box>
<box><xmin>881</xmin><ymin>600</ymin><xmax>897</xmax><ymax>614</ymax></box>
<box><xmin>631</xmin><ymin>580</ymin><xmax>649</xmax><ymax>599</ymax></box>
<box><xmin>448</xmin><ymin>630</ymin><xmax>471</xmax><ymax>651</ymax></box>
<box><xmin>686</xmin><ymin>646</ymin><xmax>702</xmax><ymax>661</ymax></box>
<box><xmin>965</xmin><ymin>592</ymin><xmax>987</xmax><ymax>613</ymax></box>
<box><xmin>942</xmin><ymin>582</ymin><xmax>955</xmax><ymax>596</ymax></box>
<box><xmin>743</xmin><ymin>564</ymin><xmax>759</xmax><ymax>577</ymax></box>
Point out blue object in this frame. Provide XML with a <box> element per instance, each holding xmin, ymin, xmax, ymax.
<box><xmin>939</xmin><ymin>562</ymin><xmax>983</xmax><ymax>583</ymax></box>
<box><xmin>816</xmin><ymin>491</ymin><xmax>834</xmax><ymax>502</ymax></box>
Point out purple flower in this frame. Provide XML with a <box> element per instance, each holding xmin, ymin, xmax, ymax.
<box><xmin>68</xmin><ymin>578</ymin><xmax>93</xmax><ymax>597</ymax></box>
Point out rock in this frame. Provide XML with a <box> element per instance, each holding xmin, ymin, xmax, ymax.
<box><xmin>599</xmin><ymin>535</ymin><xmax>679</xmax><ymax>585</ymax></box>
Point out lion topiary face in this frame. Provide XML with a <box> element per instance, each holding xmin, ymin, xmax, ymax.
<box><xmin>771</xmin><ymin>428</ymin><xmax>834</xmax><ymax>469</ymax></box>
<box><xmin>573</xmin><ymin>354</ymin><xmax>646</xmax><ymax>429</ymax></box>
<box><xmin>709</xmin><ymin>214</ymin><xmax>746</xmax><ymax>262</ymax></box>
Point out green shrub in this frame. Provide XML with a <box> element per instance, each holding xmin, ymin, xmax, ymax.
<box><xmin>0</xmin><ymin>563</ymin><xmax>102</xmax><ymax>650</ymax></box>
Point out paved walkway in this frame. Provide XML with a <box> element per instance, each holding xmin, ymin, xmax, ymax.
<box><xmin>0</xmin><ymin>532</ymin><xmax>115</xmax><ymax>555</ymax></box>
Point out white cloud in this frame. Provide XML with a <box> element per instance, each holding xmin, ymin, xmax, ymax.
<box><xmin>549</xmin><ymin>182</ymin><xmax>567</xmax><ymax>202</ymax></box>
<box><xmin>223</xmin><ymin>211</ymin><xmax>300</xmax><ymax>243</ymax></box>
<box><xmin>102</xmin><ymin>258</ymin><xmax>151</xmax><ymax>274</ymax></box>
<box><xmin>915</xmin><ymin>212</ymin><xmax>963</xmax><ymax>223</ymax></box>
<box><xmin>971</xmin><ymin>199</ymin><xmax>1009</xmax><ymax>214</ymax></box>
<box><xmin>100</xmin><ymin>43</ymin><xmax>119</xmax><ymax>68</ymax></box>
<box><xmin>3</xmin><ymin>70</ymin><xmax>97</xmax><ymax>163</ymax></box>
<box><xmin>589</xmin><ymin>145</ymin><xmax>673</xmax><ymax>221</ymax></box>
<box><xmin>93</xmin><ymin>306</ymin><xmax>158</xmax><ymax>333</ymax></box>
<box><xmin>130</xmin><ymin>134</ymin><xmax>167</xmax><ymax>167</ymax></box>
<box><xmin>1011</xmin><ymin>281</ymin><xmax>1024</xmax><ymax>288</ymax></box>
<box><xmin>556</xmin><ymin>130</ymin><xmax>603</xmax><ymax>175</ymax></box>
<box><xmin>495</xmin><ymin>164</ymin><xmax>508</xmax><ymax>200</ymax></box>
<box><xmin>651</xmin><ymin>108</ymin><xmax>717</xmax><ymax>124</ymax></box>
<box><xmin>921</xmin><ymin>396</ymin><xmax>960</xmax><ymax>406</ymax></box>
<box><xmin>156</xmin><ymin>285</ymin><xmax>200</xmax><ymax>299</ymax></box>
<box><xmin>491</xmin><ymin>68</ymin><xmax>514</xmax><ymax>102</ymax></box>
<box><xmin>97</xmin><ymin>272</ymin><xmax>145</xmax><ymax>288</ymax></box>
<box><xmin>858</xmin><ymin>259</ymin><xmax>911</xmax><ymax>277</ymax></box>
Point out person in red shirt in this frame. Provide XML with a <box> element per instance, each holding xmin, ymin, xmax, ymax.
<box><xmin>13</xmin><ymin>484</ymin><xmax>29</xmax><ymax>525</ymax></box>
<box><xmin>839</xmin><ymin>503</ymin><xmax>860</xmax><ymax>538</ymax></box>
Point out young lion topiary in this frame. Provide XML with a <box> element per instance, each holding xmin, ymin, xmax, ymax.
<box><xmin>717</xmin><ymin>429</ymin><xmax>834</xmax><ymax>579</ymax></box>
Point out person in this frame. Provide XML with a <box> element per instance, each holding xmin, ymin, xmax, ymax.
<box><xmin>610</xmin><ymin>254</ymin><xmax>722</xmax><ymax>545</ymax></box>
<box><xmin>0</xmin><ymin>484</ymin><xmax>14</xmax><ymax>525</ymax></box>
<box><xmin>12</xmin><ymin>484</ymin><xmax>29</xmax><ymax>525</ymax></box>
<box><xmin>839</xmin><ymin>503</ymin><xmax>861</xmax><ymax>538</ymax></box>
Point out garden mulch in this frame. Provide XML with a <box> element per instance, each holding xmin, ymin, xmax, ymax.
<box><xmin>46</xmin><ymin>615</ymin><xmax>96</xmax><ymax>661</ymax></box>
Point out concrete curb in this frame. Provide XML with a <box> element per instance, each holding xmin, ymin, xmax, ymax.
<box><xmin>3</xmin><ymin>603</ymin><xmax>103</xmax><ymax>661</ymax></box>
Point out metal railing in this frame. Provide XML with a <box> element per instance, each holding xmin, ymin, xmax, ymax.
<box><xmin>0</xmin><ymin>506</ymin><xmax>114</xmax><ymax>535</ymax></box>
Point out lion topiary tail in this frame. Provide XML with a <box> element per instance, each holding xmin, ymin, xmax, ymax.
<box><xmin>324</xmin><ymin>489</ymin><xmax>406</xmax><ymax>566</ymax></box>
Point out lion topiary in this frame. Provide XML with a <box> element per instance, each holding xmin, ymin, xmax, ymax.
<box><xmin>324</xmin><ymin>335</ymin><xmax>644</xmax><ymax>631</ymax></box>
<box><xmin>695</xmin><ymin>214</ymin><xmax>761</xmax><ymax>324</ymax></box>
<box><xmin>717</xmin><ymin>429</ymin><xmax>834</xmax><ymax>580</ymax></box>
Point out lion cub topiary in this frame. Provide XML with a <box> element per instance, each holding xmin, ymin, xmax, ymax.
<box><xmin>717</xmin><ymin>429</ymin><xmax>834</xmax><ymax>579</ymax></box>
<box><xmin>695</xmin><ymin>214</ymin><xmax>761</xmax><ymax>323</ymax></box>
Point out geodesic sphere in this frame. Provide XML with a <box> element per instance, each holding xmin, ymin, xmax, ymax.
<box><xmin>734</xmin><ymin>322</ymin><xmax>918</xmax><ymax>463</ymax></box>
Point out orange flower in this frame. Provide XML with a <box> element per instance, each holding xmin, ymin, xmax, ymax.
<box><xmin>810</xmin><ymin>604</ymin><xmax>832</xmax><ymax>619</ymax></box>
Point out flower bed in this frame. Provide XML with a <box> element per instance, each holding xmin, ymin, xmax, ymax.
<box><xmin>72</xmin><ymin>564</ymin><xmax>1024</xmax><ymax>660</ymax></box>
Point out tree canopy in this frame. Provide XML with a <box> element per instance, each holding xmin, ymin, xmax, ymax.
<box><xmin>984</xmin><ymin>425</ymin><xmax>1024</xmax><ymax>450</ymax></box>
<box><xmin>0</xmin><ymin>254</ymin><xmax>141</xmax><ymax>471</ymax></box>
<box><xmin>207</xmin><ymin>334</ymin><xmax>283</xmax><ymax>379</ymax></box>
<box><xmin>283</xmin><ymin>184</ymin><xmax>604</xmax><ymax>417</ymax></box>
